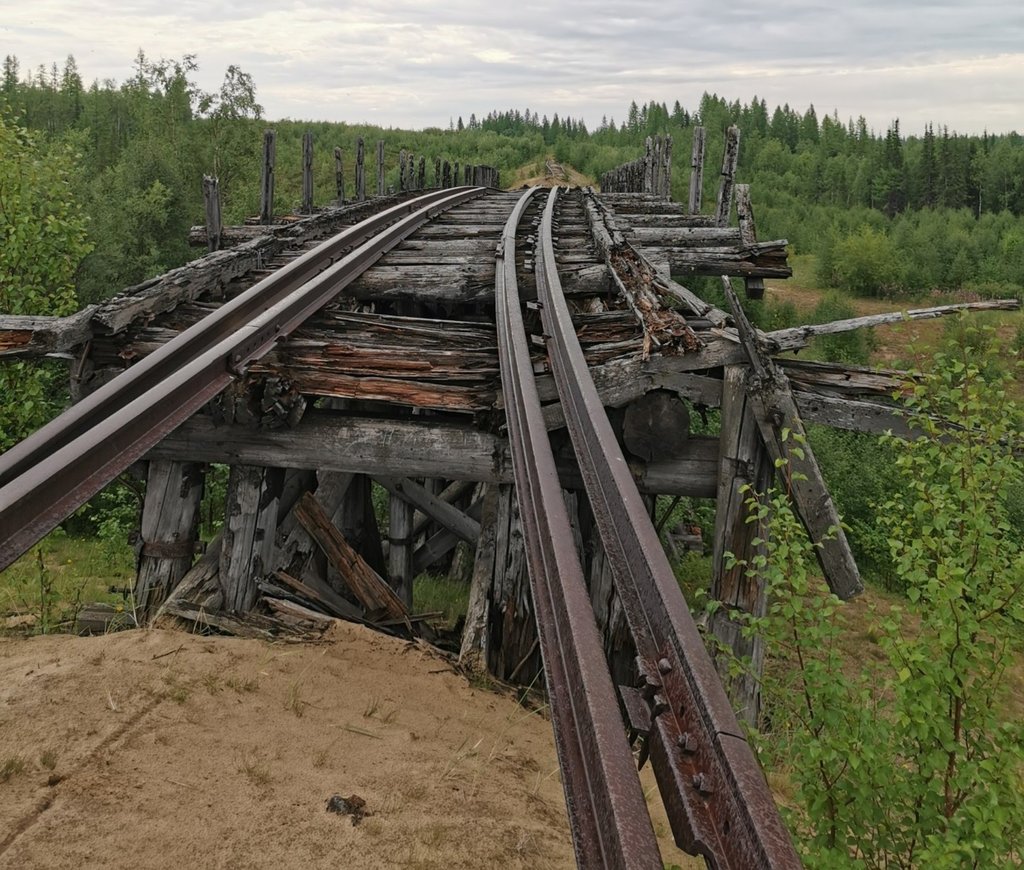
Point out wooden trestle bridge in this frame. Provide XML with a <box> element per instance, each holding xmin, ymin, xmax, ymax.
<box><xmin>0</xmin><ymin>127</ymin><xmax>1017</xmax><ymax>868</ymax></box>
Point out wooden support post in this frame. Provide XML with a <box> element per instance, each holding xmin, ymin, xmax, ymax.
<box><xmin>336</xmin><ymin>474</ymin><xmax>386</xmax><ymax>579</ymax></box>
<box><xmin>334</xmin><ymin>147</ymin><xmax>345</xmax><ymax>204</ymax></box>
<box><xmin>399</xmin><ymin>150</ymin><xmax>407</xmax><ymax>193</ymax></box>
<box><xmin>442</xmin><ymin>160</ymin><xmax>451</xmax><ymax>188</ymax></box>
<box><xmin>134</xmin><ymin>461</ymin><xmax>204</xmax><ymax>619</ymax></box>
<box><xmin>453</xmin><ymin>162</ymin><xmax>459</xmax><ymax>187</ymax></box>
<box><xmin>709</xmin><ymin>366</ymin><xmax>773</xmax><ymax>725</ymax></box>
<box><xmin>220</xmin><ymin>464</ymin><xmax>285</xmax><ymax>613</ymax></box>
<box><xmin>274</xmin><ymin>470</ymin><xmax>350</xmax><ymax>580</ymax></box>
<box><xmin>688</xmin><ymin>126</ymin><xmax>706</xmax><ymax>214</ymax></box>
<box><xmin>433</xmin><ymin>157</ymin><xmax>441</xmax><ymax>188</ymax></box>
<box><xmin>417</xmin><ymin>156</ymin><xmax>425</xmax><ymax>190</ymax></box>
<box><xmin>301</xmin><ymin>131</ymin><xmax>314</xmax><ymax>215</ymax></box>
<box><xmin>662</xmin><ymin>135</ymin><xmax>673</xmax><ymax>199</ymax></box>
<box><xmin>459</xmin><ymin>485</ymin><xmax>498</xmax><ymax>664</ymax></box>
<box><xmin>260</xmin><ymin>129</ymin><xmax>276</xmax><ymax>224</ymax></box>
<box><xmin>715</xmin><ymin>125</ymin><xmax>741</xmax><ymax>226</ymax></box>
<box><xmin>485</xmin><ymin>485</ymin><xmax>537</xmax><ymax>683</ymax></box>
<box><xmin>721</xmin><ymin>277</ymin><xmax>863</xmax><ymax>600</ymax></box>
<box><xmin>376</xmin><ymin>139</ymin><xmax>385</xmax><ymax>197</ymax></box>
<box><xmin>378</xmin><ymin>476</ymin><xmax>480</xmax><ymax>544</ymax></box>
<box><xmin>388</xmin><ymin>489</ymin><xmax>414</xmax><ymax>608</ymax></box>
<box><xmin>356</xmin><ymin>135</ymin><xmax>368</xmax><ymax>201</ymax></box>
<box><xmin>735</xmin><ymin>183</ymin><xmax>766</xmax><ymax>299</ymax></box>
<box><xmin>202</xmin><ymin>175</ymin><xmax>221</xmax><ymax>253</ymax></box>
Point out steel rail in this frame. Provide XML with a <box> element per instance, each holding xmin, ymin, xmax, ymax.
<box><xmin>0</xmin><ymin>187</ymin><xmax>484</xmax><ymax>571</ymax></box>
<box><xmin>0</xmin><ymin>187</ymin><xmax>476</xmax><ymax>492</ymax></box>
<box><xmin>494</xmin><ymin>188</ymin><xmax>662</xmax><ymax>869</ymax></box>
<box><xmin>534</xmin><ymin>187</ymin><xmax>801</xmax><ymax>869</ymax></box>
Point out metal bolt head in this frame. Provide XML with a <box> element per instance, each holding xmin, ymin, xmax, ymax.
<box><xmin>657</xmin><ymin>657</ymin><xmax>672</xmax><ymax>674</ymax></box>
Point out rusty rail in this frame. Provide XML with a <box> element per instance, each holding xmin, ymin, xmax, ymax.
<box><xmin>532</xmin><ymin>187</ymin><xmax>801</xmax><ymax>869</ymax></box>
<box><xmin>0</xmin><ymin>187</ymin><xmax>484</xmax><ymax>571</ymax></box>
<box><xmin>495</xmin><ymin>188</ymin><xmax>663</xmax><ymax>868</ymax></box>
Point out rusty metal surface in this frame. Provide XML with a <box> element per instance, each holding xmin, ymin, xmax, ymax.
<box><xmin>494</xmin><ymin>188</ymin><xmax>662</xmax><ymax>869</ymax></box>
<box><xmin>534</xmin><ymin>187</ymin><xmax>801</xmax><ymax>869</ymax></box>
<box><xmin>0</xmin><ymin>187</ymin><xmax>484</xmax><ymax>572</ymax></box>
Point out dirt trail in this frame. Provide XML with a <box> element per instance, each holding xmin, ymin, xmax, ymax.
<box><xmin>0</xmin><ymin>625</ymin><xmax>694</xmax><ymax>868</ymax></box>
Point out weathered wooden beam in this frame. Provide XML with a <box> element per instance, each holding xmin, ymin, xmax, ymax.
<box><xmin>376</xmin><ymin>139</ymin><xmax>385</xmax><ymax>197</ymax></box>
<box><xmin>203</xmin><ymin>175</ymin><xmax>222</xmax><ymax>252</ymax></box>
<box><xmin>387</xmin><ymin>489</ymin><xmax>414</xmax><ymax>608</ymax></box>
<box><xmin>0</xmin><ymin>307</ymin><xmax>95</xmax><ymax>358</ymax></box>
<box><xmin>709</xmin><ymin>365</ymin><xmax>772</xmax><ymax>725</ymax></box>
<box><xmin>334</xmin><ymin>146</ymin><xmax>345</xmax><ymax>204</ymax></box>
<box><xmin>688</xmin><ymin>126</ymin><xmax>706</xmax><ymax>214</ymax></box>
<box><xmin>355</xmin><ymin>136</ymin><xmax>366</xmax><ymax>201</ymax></box>
<box><xmin>412</xmin><ymin>497</ymin><xmax>484</xmax><ymax>575</ymax></box>
<box><xmin>301</xmin><ymin>131</ymin><xmax>314</xmax><ymax>215</ymax></box>
<box><xmin>377</xmin><ymin>476</ymin><xmax>481</xmax><ymax>544</ymax></box>
<box><xmin>458</xmin><ymin>485</ymin><xmax>498</xmax><ymax>664</ymax></box>
<box><xmin>722</xmin><ymin>277</ymin><xmax>862</xmax><ymax>599</ymax></box>
<box><xmin>134</xmin><ymin>460</ymin><xmax>204</xmax><ymax>619</ymax></box>
<box><xmin>294</xmin><ymin>492</ymin><xmax>408</xmax><ymax>621</ymax></box>
<box><xmin>715</xmin><ymin>125</ymin><xmax>740</xmax><ymax>227</ymax></box>
<box><xmin>148</xmin><ymin>413</ymin><xmax>718</xmax><ymax>497</ymax></box>
<box><xmin>260</xmin><ymin>129</ymin><xmax>276</xmax><ymax>224</ymax></box>
<box><xmin>220</xmin><ymin>464</ymin><xmax>285</xmax><ymax>613</ymax></box>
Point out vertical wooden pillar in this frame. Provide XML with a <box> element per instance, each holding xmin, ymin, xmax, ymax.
<box><xmin>453</xmin><ymin>162</ymin><xmax>459</xmax><ymax>188</ymax></box>
<box><xmin>688</xmin><ymin>126</ymin><xmax>706</xmax><ymax>214</ymax></box>
<box><xmin>715</xmin><ymin>125</ymin><xmax>741</xmax><ymax>226</ymax></box>
<box><xmin>260</xmin><ymin>129</ymin><xmax>276</xmax><ymax>224</ymax></box>
<box><xmin>334</xmin><ymin>147</ymin><xmax>345</xmax><ymax>204</ymax></box>
<box><xmin>662</xmin><ymin>134</ymin><xmax>673</xmax><ymax>199</ymax></box>
<box><xmin>459</xmin><ymin>485</ymin><xmax>498</xmax><ymax>664</ymax></box>
<box><xmin>709</xmin><ymin>365</ymin><xmax>772</xmax><ymax>725</ymax></box>
<box><xmin>388</xmin><ymin>489</ymin><xmax>414</xmax><ymax>608</ymax></box>
<box><xmin>336</xmin><ymin>474</ymin><xmax>386</xmax><ymax>579</ymax></box>
<box><xmin>417</xmin><ymin>156</ymin><xmax>425</xmax><ymax>190</ymax></box>
<box><xmin>442</xmin><ymin>160</ymin><xmax>451</xmax><ymax>188</ymax></box>
<box><xmin>202</xmin><ymin>175</ymin><xmax>221</xmax><ymax>252</ymax></box>
<box><xmin>220</xmin><ymin>465</ymin><xmax>285</xmax><ymax>613</ymax></box>
<box><xmin>399</xmin><ymin>150</ymin><xmax>407</xmax><ymax>193</ymax></box>
<box><xmin>301</xmin><ymin>131</ymin><xmax>314</xmax><ymax>214</ymax></box>
<box><xmin>355</xmin><ymin>137</ymin><xmax>366</xmax><ymax>202</ymax></box>
<box><xmin>135</xmin><ymin>461</ymin><xmax>204</xmax><ymax>618</ymax></box>
<box><xmin>376</xmin><ymin>139</ymin><xmax>385</xmax><ymax>197</ymax></box>
<box><xmin>433</xmin><ymin>157</ymin><xmax>441</xmax><ymax>188</ymax></box>
<box><xmin>485</xmin><ymin>485</ymin><xmax>538</xmax><ymax>683</ymax></box>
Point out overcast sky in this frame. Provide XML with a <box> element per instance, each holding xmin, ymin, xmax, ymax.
<box><xmin>3</xmin><ymin>1</ymin><xmax>1023</xmax><ymax>135</ymax></box>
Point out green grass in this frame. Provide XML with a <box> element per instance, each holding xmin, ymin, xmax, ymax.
<box><xmin>0</xmin><ymin>529</ymin><xmax>131</xmax><ymax>633</ymax></box>
<box><xmin>413</xmin><ymin>572</ymin><xmax>470</xmax><ymax>629</ymax></box>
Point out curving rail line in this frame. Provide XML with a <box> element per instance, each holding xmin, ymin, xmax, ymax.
<box><xmin>0</xmin><ymin>186</ymin><xmax>484</xmax><ymax>570</ymax></box>
<box><xmin>500</xmin><ymin>187</ymin><xmax>801</xmax><ymax>869</ymax></box>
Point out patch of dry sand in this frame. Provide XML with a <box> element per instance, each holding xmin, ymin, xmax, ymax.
<box><xmin>0</xmin><ymin>625</ymin><xmax>696</xmax><ymax>868</ymax></box>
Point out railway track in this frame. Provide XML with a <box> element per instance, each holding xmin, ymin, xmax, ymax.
<box><xmin>0</xmin><ymin>182</ymin><xmax>800</xmax><ymax>867</ymax></box>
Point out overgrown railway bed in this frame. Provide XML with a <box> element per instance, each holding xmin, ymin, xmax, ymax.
<box><xmin>1</xmin><ymin>128</ymin><xmax>1017</xmax><ymax>868</ymax></box>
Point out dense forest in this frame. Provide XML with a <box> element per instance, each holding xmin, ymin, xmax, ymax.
<box><xmin>3</xmin><ymin>51</ymin><xmax>1024</xmax><ymax>311</ymax></box>
<box><xmin>3</xmin><ymin>51</ymin><xmax>1024</xmax><ymax>868</ymax></box>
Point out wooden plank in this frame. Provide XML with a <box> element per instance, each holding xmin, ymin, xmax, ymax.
<box><xmin>274</xmin><ymin>470</ymin><xmax>353</xmax><ymax>580</ymax></box>
<box><xmin>293</xmin><ymin>492</ymin><xmax>408</xmax><ymax>621</ymax></box>
<box><xmin>412</xmin><ymin>497</ymin><xmax>484</xmax><ymax>575</ymax></box>
<box><xmin>270</xmin><ymin>570</ymin><xmax>362</xmax><ymax>621</ymax></box>
<box><xmin>388</xmin><ymin>490</ymin><xmax>414</xmax><ymax>608</ymax></box>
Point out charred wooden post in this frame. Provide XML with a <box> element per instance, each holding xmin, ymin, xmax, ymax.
<box><xmin>453</xmin><ymin>162</ymin><xmax>460</xmax><ymax>189</ymax></box>
<box><xmin>399</xmin><ymin>150</ymin><xmax>408</xmax><ymax>193</ymax></box>
<box><xmin>458</xmin><ymin>485</ymin><xmax>498</xmax><ymax>664</ymax></box>
<box><xmin>442</xmin><ymin>160</ymin><xmax>451</xmax><ymax>188</ymax></box>
<box><xmin>301</xmin><ymin>132</ymin><xmax>314</xmax><ymax>215</ymax></box>
<box><xmin>661</xmin><ymin>135</ymin><xmax>673</xmax><ymax>199</ymax></box>
<box><xmin>355</xmin><ymin>137</ymin><xmax>366</xmax><ymax>202</ymax></box>
<box><xmin>417</xmin><ymin>156</ymin><xmax>426</xmax><ymax>190</ymax></box>
<box><xmin>433</xmin><ymin>157</ymin><xmax>441</xmax><ymax>188</ymax></box>
<box><xmin>689</xmin><ymin>126</ymin><xmax>706</xmax><ymax>214</ymax></box>
<box><xmin>220</xmin><ymin>464</ymin><xmax>285</xmax><ymax>613</ymax></box>
<box><xmin>202</xmin><ymin>175</ymin><xmax>221</xmax><ymax>253</ymax></box>
<box><xmin>334</xmin><ymin>147</ymin><xmax>345</xmax><ymax>204</ymax></box>
<box><xmin>376</xmin><ymin>139</ymin><xmax>385</xmax><ymax>197</ymax></box>
<box><xmin>259</xmin><ymin>129</ymin><xmax>276</xmax><ymax>224</ymax></box>
<box><xmin>709</xmin><ymin>366</ymin><xmax>772</xmax><ymax>725</ymax></box>
<box><xmin>134</xmin><ymin>461</ymin><xmax>204</xmax><ymax>618</ymax></box>
<box><xmin>715</xmin><ymin>125</ymin><xmax>741</xmax><ymax>226</ymax></box>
